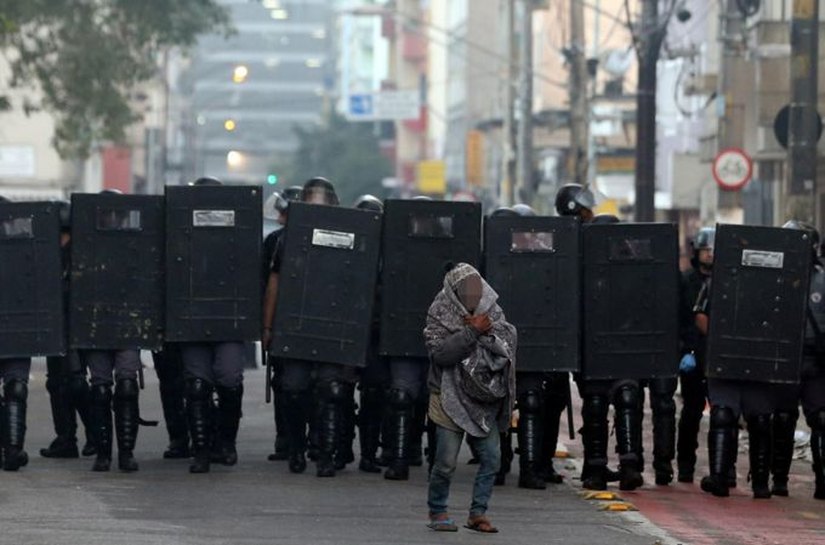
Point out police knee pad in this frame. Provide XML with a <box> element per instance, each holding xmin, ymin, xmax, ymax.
<box><xmin>807</xmin><ymin>410</ymin><xmax>825</xmax><ymax>432</ymax></box>
<box><xmin>185</xmin><ymin>378</ymin><xmax>212</xmax><ymax>401</ymax></box>
<box><xmin>709</xmin><ymin>406</ymin><xmax>737</xmax><ymax>428</ymax></box>
<box><xmin>774</xmin><ymin>408</ymin><xmax>799</xmax><ymax>427</ymax></box>
<box><xmin>388</xmin><ymin>387</ymin><xmax>413</xmax><ymax>409</ymax></box>
<box><xmin>3</xmin><ymin>380</ymin><xmax>27</xmax><ymax>402</ymax></box>
<box><xmin>614</xmin><ymin>385</ymin><xmax>640</xmax><ymax>410</ymax></box>
<box><xmin>115</xmin><ymin>378</ymin><xmax>139</xmax><ymax>400</ymax></box>
<box><xmin>517</xmin><ymin>390</ymin><xmax>543</xmax><ymax>415</ymax></box>
<box><xmin>582</xmin><ymin>394</ymin><xmax>609</xmax><ymax>420</ymax></box>
<box><xmin>91</xmin><ymin>383</ymin><xmax>112</xmax><ymax>403</ymax></box>
<box><xmin>320</xmin><ymin>380</ymin><xmax>346</xmax><ymax>403</ymax></box>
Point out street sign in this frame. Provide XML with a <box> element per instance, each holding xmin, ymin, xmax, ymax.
<box><xmin>712</xmin><ymin>147</ymin><xmax>752</xmax><ymax>191</ymax></box>
<box><xmin>346</xmin><ymin>90</ymin><xmax>420</xmax><ymax>121</ymax></box>
<box><xmin>773</xmin><ymin>104</ymin><xmax>823</xmax><ymax>149</ymax></box>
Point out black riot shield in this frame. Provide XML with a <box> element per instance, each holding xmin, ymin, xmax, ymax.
<box><xmin>706</xmin><ymin>224</ymin><xmax>811</xmax><ymax>384</ymax></box>
<box><xmin>69</xmin><ymin>194</ymin><xmax>164</xmax><ymax>350</ymax></box>
<box><xmin>0</xmin><ymin>202</ymin><xmax>65</xmax><ymax>358</ymax></box>
<box><xmin>484</xmin><ymin>215</ymin><xmax>580</xmax><ymax>373</ymax></box>
<box><xmin>270</xmin><ymin>203</ymin><xmax>381</xmax><ymax>367</ymax></box>
<box><xmin>581</xmin><ymin>223</ymin><xmax>679</xmax><ymax>380</ymax></box>
<box><xmin>379</xmin><ymin>200</ymin><xmax>481</xmax><ymax>358</ymax></box>
<box><xmin>165</xmin><ymin>185</ymin><xmax>262</xmax><ymax>342</ymax></box>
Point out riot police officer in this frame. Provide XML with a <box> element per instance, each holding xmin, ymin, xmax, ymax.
<box><xmin>263</xmin><ymin>177</ymin><xmax>356</xmax><ymax>477</ymax></box>
<box><xmin>353</xmin><ymin>195</ymin><xmax>388</xmax><ymax>473</ymax></box>
<box><xmin>556</xmin><ymin>184</ymin><xmax>644</xmax><ymax>491</ymax></box>
<box><xmin>675</xmin><ymin>227</ymin><xmax>715</xmax><ymax>483</ymax></box>
<box><xmin>696</xmin><ymin>276</ymin><xmax>774</xmax><ymax>498</ymax></box>
<box><xmin>264</xmin><ymin>185</ymin><xmax>302</xmax><ymax>462</ymax></box>
<box><xmin>0</xmin><ymin>196</ymin><xmax>31</xmax><ymax>471</ymax></box>
<box><xmin>79</xmin><ymin>190</ymin><xmax>144</xmax><ymax>472</ymax></box>
<box><xmin>772</xmin><ymin>220</ymin><xmax>825</xmax><ymax>499</ymax></box>
<box><xmin>151</xmin><ymin>343</ymin><xmax>189</xmax><ymax>459</ymax></box>
<box><xmin>179</xmin><ymin>177</ymin><xmax>246</xmax><ymax>474</ymax></box>
<box><xmin>40</xmin><ymin>199</ymin><xmax>96</xmax><ymax>459</ymax></box>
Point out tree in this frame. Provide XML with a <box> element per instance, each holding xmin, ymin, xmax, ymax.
<box><xmin>276</xmin><ymin>113</ymin><xmax>393</xmax><ymax>206</ymax></box>
<box><xmin>0</xmin><ymin>0</ymin><xmax>231</xmax><ymax>158</ymax></box>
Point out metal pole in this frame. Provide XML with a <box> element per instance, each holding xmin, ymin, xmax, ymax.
<box><xmin>787</xmin><ymin>0</ymin><xmax>819</xmax><ymax>224</ymax></box>
<box><xmin>515</xmin><ymin>0</ymin><xmax>534</xmax><ymax>205</ymax></box>
<box><xmin>502</xmin><ymin>0</ymin><xmax>517</xmax><ymax>206</ymax></box>
<box><xmin>570</xmin><ymin>0</ymin><xmax>589</xmax><ymax>185</ymax></box>
<box><xmin>633</xmin><ymin>0</ymin><xmax>662</xmax><ymax>222</ymax></box>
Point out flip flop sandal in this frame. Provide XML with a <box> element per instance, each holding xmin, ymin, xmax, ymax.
<box><xmin>465</xmin><ymin>517</ymin><xmax>499</xmax><ymax>534</ymax></box>
<box><xmin>427</xmin><ymin>517</ymin><xmax>459</xmax><ymax>532</ymax></box>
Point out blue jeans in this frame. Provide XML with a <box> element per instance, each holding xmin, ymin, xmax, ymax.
<box><xmin>427</xmin><ymin>422</ymin><xmax>500</xmax><ymax>517</ymax></box>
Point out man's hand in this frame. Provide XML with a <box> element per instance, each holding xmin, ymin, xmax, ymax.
<box><xmin>465</xmin><ymin>314</ymin><xmax>492</xmax><ymax>334</ymax></box>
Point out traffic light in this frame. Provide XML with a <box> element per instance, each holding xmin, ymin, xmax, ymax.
<box><xmin>267</xmin><ymin>174</ymin><xmax>278</xmax><ymax>185</ymax></box>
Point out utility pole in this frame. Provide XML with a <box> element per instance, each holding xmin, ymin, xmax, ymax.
<box><xmin>786</xmin><ymin>0</ymin><xmax>819</xmax><ymax>224</ymax></box>
<box><xmin>515</xmin><ymin>0</ymin><xmax>534</xmax><ymax>205</ymax></box>
<box><xmin>633</xmin><ymin>0</ymin><xmax>664</xmax><ymax>222</ymax></box>
<box><xmin>569</xmin><ymin>0</ymin><xmax>589</xmax><ymax>186</ymax></box>
<box><xmin>716</xmin><ymin>0</ymin><xmax>748</xmax><ymax>220</ymax></box>
<box><xmin>502</xmin><ymin>0</ymin><xmax>517</xmax><ymax>206</ymax></box>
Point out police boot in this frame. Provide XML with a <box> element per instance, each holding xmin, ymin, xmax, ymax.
<box><xmin>581</xmin><ymin>394</ymin><xmax>609</xmax><ymax>490</ymax></box>
<box><xmin>700</xmin><ymin>406</ymin><xmax>735</xmax><ymax>497</ymax></box>
<box><xmin>159</xmin><ymin>368</ymin><xmax>189</xmax><ymax>459</ymax></box>
<box><xmin>747</xmin><ymin>413</ymin><xmax>772</xmax><ymax>499</ymax></box>
<box><xmin>541</xmin><ymin>392</ymin><xmax>565</xmax><ymax>484</ymax></box>
<box><xmin>268</xmin><ymin>358</ymin><xmax>289</xmax><ymax>461</ymax></box>
<box><xmin>408</xmin><ymin>394</ymin><xmax>427</xmax><ymax>467</ymax></box>
<box><xmin>186</xmin><ymin>378</ymin><xmax>213</xmax><ymax>474</ymax></box>
<box><xmin>771</xmin><ymin>409</ymin><xmax>798</xmax><ymax>497</ymax></box>
<box><xmin>650</xmin><ymin>379</ymin><xmax>676</xmax><ymax>485</ymax></box>
<box><xmin>2</xmin><ymin>381</ymin><xmax>29</xmax><ymax>471</ymax></box>
<box><xmin>213</xmin><ymin>385</ymin><xmax>243</xmax><ymax>466</ymax></box>
<box><xmin>284</xmin><ymin>390</ymin><xmax>309</xmax><ymax>473</ymax></box>
<box><xmin>516</xmin><ymin>390</ymin><xmax>546</xmax><ymax>489</ymax></box>
<box><xmin>114</xmin><ymin>379</ymin><xmax>139</xmax><ymax>472</ymax></box>
<box><xmin>358</xmin><ymin>385</ymin><xmax>383</xmax><ymax>473</ymax></box>
<box><xmin>334</xmin><ymin>382</ymin><xmax>356</xmax><ymax>470</ymax></box>
<box><xmin>90</xmin><ymin>384</ymin><xmax>113</xmax><ymax>472</ymax></box>
<box><xmin>809</xmin><ymin>411</ymin><xmax>825</xmax><ymax>500</ymax></box>
<box><xmin>384</xmin><ymin>388</ymin><xmax>412</xmax><ymax>481</ymax></box>
<box><xmin>69</xmin><ymin>373</ymin><xmax>97</xmax><ymax>457</ymax></box>
<box><xmin>317</xmin><ymin>381</ymin><xmax>344</xmax><ymax>478</ymax></box>
<box><xmin>614</xmin><ymin>385</ymin><xmax>644</xmax><ymax>491</ymax></box>
<box><xmin>41</xmin><ymin>374</ymin><xmax>79</xmax><ymax>458</ymax></box>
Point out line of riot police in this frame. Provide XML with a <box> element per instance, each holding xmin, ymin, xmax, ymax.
<box><xmin>2</xmin><ymin>179</ymin><xmax>824</xmax><ymax>503</ymax></box>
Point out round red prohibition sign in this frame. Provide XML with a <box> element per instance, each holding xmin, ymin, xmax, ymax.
<box><xmin>712</xmin><ymin>147</ymin><xmax>753</xmax><ymax>191</ymax></box>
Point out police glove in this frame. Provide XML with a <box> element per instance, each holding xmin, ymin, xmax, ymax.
<box><xmin>679</xmin><ymin>353</ymin><xmax>697</xmax><ymax>373</ymax></box>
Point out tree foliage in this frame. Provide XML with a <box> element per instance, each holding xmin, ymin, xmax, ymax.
<box><xmin>0</xmin><ymin>0</ymin><xmax>231</xmax><ymax>158</ymax></box>
<box><xmin>277</xmin><ymin>113</ymin><xmax>393</xmax><ymax>206</ymax></box>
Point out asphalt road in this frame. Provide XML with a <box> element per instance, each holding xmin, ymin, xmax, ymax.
<box><xmin>0</xmin><ymin>359</ymin><xmax>668</xmax><ymax>545</ymax></box>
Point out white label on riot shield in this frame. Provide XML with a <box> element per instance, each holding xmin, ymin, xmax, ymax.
<box><xmin>192</xmin><ymin>210</ymin><xmax>235</xmax><ymax>227</ymax></box>
<box><xmin>312</xmin><ymin>229</ymin><xmax>355</xmax><ymax>250</ymax></box>
<box><xmin>741</xmin><ymin>249</ymin><xmax>784</xmax><ymax>269</ymax></box>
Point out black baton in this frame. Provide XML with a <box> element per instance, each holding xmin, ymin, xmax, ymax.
<box><xmin>566</xmin><ymin>379</ymin><xmax>575</xmax><ymax>440</ymax></box>
<box><xmin>263</xmin><ymin>342</ymin><xmax>272</xmax><ymax>404</ymax></box>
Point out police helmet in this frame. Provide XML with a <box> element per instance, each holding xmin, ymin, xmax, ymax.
<box><xmin>590</xmin><ymin>213</ymin><xmax>620</xmax><ymax>224</ymax></box>
<box><xmin>692</xmin><ymin>227</ymin><xmax>715</xmax><ymax>252</ymax></box>
<box><xmin>354</xmin><ymin>194</ymin><xmax>383</xmax><ymax>213</ymax></box>
<box><xmin>100</xmin><ymin>188</ymin><xmax>123</xmax><ymax>195</ymax></box>
<box><xmin>191</xmin><ymin>176</ymin><xmax>223</xmax><ymax>187</ymax></box>
<box><xmin>555</xmin><ymin>183</ymin><xmax>596</xmax><ymax>217</ymax></box>
<box><xmin>302</xmin><ymin>177</ymin><xmax>339</xmax><ymax>205</ymax></box>
<box><xmin>512</xmin><ymin>203</ymin><xmax>537</xmax><ymax>217</ymax></box>
<box><xmin>282</xmin><ymin>186</ymin><xmax>303</xmax><ymax>203</ymax></box>
<box><xmin>0</xmin><ymin>195</ymin><xmax>9</xmax><ymax>203</ymax></box>
<box><xmin>412</xmin><ymin>195</ymin><xmax>433</xmax><ymax>202</ymax></box>
<box><xmin>490</xmin><ymin>207</ymin><xmax>518</xmax><ymax>218</ymax></box>
<box><xmin>271</xmin><ymin>192</ymin><xmax>289</xmax><ymax>215</ymax></box>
